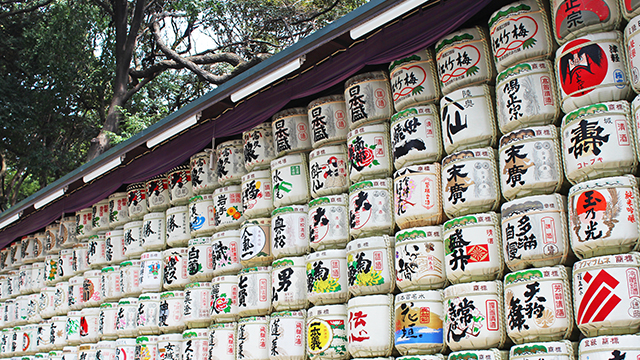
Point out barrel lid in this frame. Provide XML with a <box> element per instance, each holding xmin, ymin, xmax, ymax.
<box><xmin>188</xmin><ymin>237</ymin><xmax>212</xmax><ymax>246</ymax></box>
<box><xmin>442</xmin><ymin>147</ymin><xmax>495</xmax><ymax>168</ymax></box>
<box><xmin>213</xmin><ymin>184</ymin><xmax>241</xmax><ymax>195</ymax></box>
<box><xmin>307</xmin><ymin>95</ymin><xmax>345</xmax><ymax>109</ymax></box>
<box><xmin>347</xmin><ymin>293</ymin><xmax>392</xmax><ymax>307</ymax></box>
<box><xmin>62</xmin><ymin>346</ymin><xmax>78</xmax><ymax>352</ymax></box>
<box><xmin>239</xmin><ymin>266</ymin><xmax>271</xmax><ymax>274</ymax></box>
<box><xmin>272</xmin><ymin>205</ymin><xmax>308</xmax><ymax>216</ymax></box>
<box><xmin>389</xmin><ymin>49</ymin><xmax>432</xmax><ymax>72</ymax></box>
<box><xmin>162</xmin><ymin>247</ymin><xmax>188</xmax><ymax>256</ymax></box>
<box><xmin>443</xmin><ymin>212</ymin><xmax>497</xmax><ymax>232</ymax></box>
<box><xmin>88</xmin><ymin>233</ymin><xmax>105</xmax><ymax>241</ymax></box>
<box><xmin>242</xmin><ymin>169</ymin><xmax>271</xmax><ymax>183</ymax></box>
<box><xmin>120</xmin><ymin>260</ymin><xmax>141</xmax><ymax>267</ymax></box>
<box><xmin>499</xmin><ymin>125</ymin><xmax>557</xmax><ymax>149</ymax></box>
<box><xmin>579</xmin><ymin>334</ymin><xmax>640</xmax><ymax>350</ymax></box>
<box><xmin>80</xmin><ymin>307</ymin><xmax>101</xmax><ymax>314</ymax></box>
<box><xmin>123</xmin><ymin>220</ymin><xmax>144</xmax><ymax>229</ymax></box>
<box><xmin>347</xmin><ymin>236</ymin><xmax>389</xmax><ymax>251</ymax></box>
<box><xmin>395</xmin><ymin>290</ymin><xmax>443</xmax><ymax>303</ymax></box>
<box><xmin>306</xmin><ymin>249</ymin><xmax>346</xmax><ymax>261</ymax></box>
<box><xmin>158</xmin><ymin>333</ymin><xmax>184</xmax><ymax>342</ymax></box>
<box><xmin>574</xmin><ymin>253</ymin><xmax>640</xmax><ymax>272</ymax></box>
<box><xmin>347</xmin><ymin>122</ymin><xmax>387</xmax><ymax>139</ymax></box>
<box><xmin>168</xmin><ymin>164</ymin><xmax>190</xmax><ymax>174</ymax></box>
<box><xmin>96</xmin><ymin>340</ymin><xmax>116</xmax><ymax>348</ymax></box>
<box><xmin>185</xmin><ymin>281</ymin><xmax>211</xmax><ymax>289</ymax></box>
<box><xmin>309</xmin><ymin>194</ymin><xmax>347</xmax><ymax>208</ymax></box>
<box><xmin>435</xmin><ymin>26</ymin><xmax>483</xmax><ymax>55</ymax></box>
<box><xmin>108</xmin><ymin>192</ymin><xmax>127</xmax><ymax>199</ymax></box>
<box><xmin>444</xmin><ymin>280</ymin><xmax>502</xmax><ymax>299</ymax></box>
<box><xmin>100</xmin><ymin>302</ymin><xmax>117</xmax><ymax>309</ymax></box>
<box><xmin>243</xmin><ymin>121</ymin><xmax>272</xmax><ymax>134</ymax></box>
<box><xmin>55</xmin><ymin>281</ymin><xmax>69</xmax><ymax>287</ymax></box>
<box><xmin>160</xmin><ymin>290</ymin><xmax>185</xmax><ymax>299</ymax></box>
<box><xmin>191</xmin><ymin>150</ymin><xmax>212</xmax><ymax>160</ymax></box>
<box><xmin>309</xmin><ymin>144</ymin><xmax>346</xmax><ymax>160</ymax></box>
<box><xmin>166</xmin><ymin>206</ymin><xmax>188</xmax><ymax>214</ymax></box>
<box><xmin>135</xmin><ymin>336</ymin><xmax>158</xmax><ymax>344</ymax></box>
<box><xmin>272</xmin><ymin>107</ymin><xmax>307</xmax><ymax>121</ymax></box>
<box><xmin>115</xmin><ymin>338</ymin><xmax>137</xmax><ymax>346</ymax></box>
<box><xmin>345</xmin><ymin>71</ymin><xmax>389</xmax><ymax>88</ymax></box>
<box><xmin>556</xmin><ymin>30</ymin><xmax>623</xmax><ymax>55</ymax></box>
<box><xmin>141</xmin><ymin>251</ymin><xmax>162</xmax><ymax>259</ymax></box>
<box><xmin>272</xmin><ymin>256</ymin><xmax>305</xmax><ymax>269</ymax></box>
<box><xmin>189</xmin><ymin>194</ymin><xmax>213</xmax><ymax>203</ymax></box>
<box><xmin>349</xmin><ymin>178</ymin><xmax>391</xmax><ymax>193</ymax></box>
<box><xmin>307</xmin><ymin>303</ymin><xmax>347</xmax><ymax>317</ymax></box>
<box><xmin>496</xmin><ymin>61</ymin><xmax>551</xmax><ymax>84</ymax></box>
<box><xmin>84</xmin><ymin>269</ymin><xmax>101</xmax><ymax>277</ymax></box>
<box><xmin>510</xmin><ymin>340</ymin><xmax>573</xmax><ymax>357</ymax></box>
<box><xmin>241</xmin><ymin>218</ymin><xmax>271</xmax><ymax>227</ymax></box>
<box><xmin>106</xmin><ymin>229</ymin><xmax>124</xmax><ymax>236</ymax></box>
<box><xmin>211</xmin><ymin>275</ymin><xmax>238</xmax><ymax>283</ymax></box>
<box><xmin>182</xmin><ymin>328</ymin><xmax>209</xmax><ymax>339</ymax></box>
<box><xmin>212</xmin><ymin>229</ymin><xmax>241</xmax><ymax>239</ymax></box>
<box><xmin>147</xmin><ymin>174</ymin><xmax>168</xmax><ymax>183</ymax></box>
<box><xmin>118</xmin><ymin>297</ymin><xmax>139</xmax><ymax>304</ymax></box>
<box><xmin>93</xmin><ymin>198</ymin><xmax>109</xmax><ymax>206</ymax></box>
<box><xmin>448</xmin><ymin>350</ymin><xmax>502</xmax><ymax>360</ymax></box>
<box><xmin>270</xmin><ymin>310</ymin><xmax>305</xmax><ymax>318</ymax></box>
<box><xmin>562</xmin><ymin>101</ymin><xmax>630</xmax><ymax>128</ymax></box>
<box><xmin>217</xmin><ymin>139</ymin><xmax>244</xmax><ymax>149</ymax></box>
<box><xmin>209</xmin><ymin>322</ymin><xmax>236</xmax><ymax>330</ymax></box>
<box><xmin>394</xmin><ymin>163</ymin><xmax>440</xmax><ymax>178</ymax></box>
<box><xmin>138</xmin><ymin>293</ymin><xmax>160</xmax><ymax>301</ymax></box>
<box><xmin>271</xmin><ymin>153</ymin><xmax>305</xmax><ymax>168</ymax></box>
<box><xmin>238</xmin><ymin>316</ymin><xmax>269</xmax><ymax>323</ymax></box>
<box><xmin>143</xmin><ymin>211</ymin><xmax>165</xmax><ymax>220</ymax></box>
<box><xmin>101</xmin><ymin>266</ymin><xmax>119</xmax><ymax>273</ymax></box>
<box><xmin>127</xmin><ymin>182</ymin><xmax>146</xmax><ymax>191</ymax></box>
<box><xmin>504</xmin><ymin>266</ymin><xmax>567</xmax><ymax>287</ymax></box>
<box><xmin>488</xmin><ymin>0</ymin><xmax>540</xmax><ymax>28</ymax></box>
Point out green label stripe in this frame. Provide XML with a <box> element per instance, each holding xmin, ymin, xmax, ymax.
<box><xmin>435</xmin><ymin>33</ymin><xmax>474</xmax><ymax>54</ymax></box>
<box><xmin>488</xmin><ymin>3</ymin><xmax>532</xmax><ymax>29</ymax></box>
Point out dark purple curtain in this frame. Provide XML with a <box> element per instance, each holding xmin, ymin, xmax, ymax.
<box><xmin>0</xmin><ymin>0</ymin><xmax>492</xmax><ymax>246</ymax></box>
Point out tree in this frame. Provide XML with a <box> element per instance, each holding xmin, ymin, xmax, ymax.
<box><xmin>86</xmin><ymin>0</ymin><xmax>364</xmax><ymax>160</ymax></box>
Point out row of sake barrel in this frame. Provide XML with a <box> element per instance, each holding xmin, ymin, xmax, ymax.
<box><xmin>4</xmin><ymin>336</ymin><xmax>640</xmax><ymax>360</ymax></box>
<box><xmin>3</xmin><ymin>255</ymin><xmax>640</xmax><ymax>357</ymax></box>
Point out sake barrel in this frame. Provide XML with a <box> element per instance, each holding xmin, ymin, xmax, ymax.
<box><xmin>307</xmin><ymin>95</ymin><xmax>349</xmax><ymax>148</ymax></box>
<box><xmin>271</xmin><ymin>154</ymin><xmax>310</xmax><ymax>208</ymax></box>
<box><xmin>442</xmin><ymin>148</ymin><xmax>501</xmax><ymax>219</ymax></box>
<box><xmin>79</xmin><ymin>307</ymin><xmax>101</xmax><ymax>342</ymax></box>
<box><xmin>435</xmin><ymin>26</ymin><xmax>496</xmax><ymax>94</ymax></box>
<box><xmin>441</xmin><ymin>85</ymin><xmax>498</xmax><ymax>155</ymax></box>
<box><xmin>489</xmin><ymin>0</ymin><xmax>555</xmax><ymax>71</ymax></box>
<box><xmin>347</xmin><ymin>123</ymin><xmax>393</xmax><ymax>183</ymax></box>
<box><xmin>496</xmin><ymin>61</ymin><xmax>560</xmax><ymax>134</ymax></box>
<box><xmin>504</xmin><ymin>266</ymin><xmax>574</xmax><ymax>343</ymax></box>
<box><xmin>127</xmin><ymin>182</ymin><xmax>149</xmax><ymax>220</ymax></box>
<box><xmin>499</xmin><ymin>125</ymin><xmax>564</xmax><ymax>200</ymax></box>
<box><xmin>394</xmin><ymin>164</ymin><xmax>444</xmax><ymax>229</ymax></box>
<box><xmin>108</xmin><ymin>192</ymin><xmax>130</xmax><ymax>228</ymax></box>
<box><xmin>62</xmin><ymin>346</ymin><xmax>79</xmax><ymax>360</ymax></box>
<box><xmin>449</xmin><ymin>350</ymin><xmax>506</xmax><ymax>360</ymax></box>
<box><xmin>348</xmin><ymin>179</ymin><xmax>394</xmax><ymax>238</ymax></box>
<box><xmin>556</xmin><ymin>32</ymin><xmax>632</xmax><ymax>113</ymax></box>
<box><xmin>502</xmin><ymin>194</ymin><xmax>571</xmax><ymax>271</ymax></box>
<box><xmin>306</xmin><ymin>249</ymin><xmax>348</xmax><ymax>305</ymax></box>
<box><xmin>119</xmin><ymin>260</ymin><xmax>142</xmax><ymax>298</ymax></box>
<box><xmin>142</xmin><ymin>211</ymin><xmax>167</xmax><ymax>251</ymax></box>
<box><xmin>239</xmin><ymin>219</ymin><xmax>273</xmax><ymax>268</ymax></box>
<box><xmin>237</xmin><ymin>267</ymin><xmax>271</xmax><ymax>317</ymax></box>
<box><xmin>398</xmin><ymin>355</ymin><xmax>445</xmax><ymax>360</ymax></box>
<box><xmin>510</xmin><ymin>340</ymin><xmax>574</xmax><ymax>360</ymax></box>
<box><xmin>158</xmin><ymin>290</ymin><xmax>185</xmax><ymax>333</ymax></box>
<box><xmin>147</xmin><ymin>175</ymin><xmax>171</xmax><ymax>212</ymax></box>
<box><xmin>82</xmin><ymin>270</ymin><xmax>102</xmax><ymax>307</ymax></box>
<box><xmin>92</xmin><ymin>199</ymin><xmax>110</xmax><ymax>232</ymax></box>
<box><xmin>68</xmin><ymin>276</ymin><xmax>83</xmax><ymax>311</ymax></box>
<box><xmin>241</xmin><ymin>170</ymin><xmax>274</xmax><ymax>219</ymax></box>
<box><xmin>443</xmin><ymin>281</ymin><xmax>507</xmax><ymax>351</ymax></box>
<box><xmin>18</xmin><ymin>265</ymin><xmax>32</xmax><ymax>295</ymax></box>
<box><xmin>123</xmin><ymin>221</ymin><xmax>144</xmax><ymax>259</ymax></box>
<box><xmin>57</xmin><ymin>249</ymin><xmax>75</xmax><ymax>281</ymax></box>
<box><xmin>22</xmin><ymin>325</ymin><xmax>38</xmax><ymax>355</ymax></box>
<box><xmin>162</xmin><ymin>247</ymin><xmax>189</xmax><ymax>290</ymax></box>
<box><xmin>269</xmin><ymin>310</ymin><xmax>306</xmax><ymax>360</ymax></box>
<box><xmin>99</xmin><ymin>302</ymin><xmax>118</xmax><ymax>340</ymax></box>
<box><xmin>394</xmin><ymin>291</ymin><xmax>445</xmax><ymax>355</ymax></box>
<box><xmin>20</xmin><ymin>236</ymin><xmax>36</xmax><ymax>265</ymax></box>
<box><xmin>624</xmin><ymin>0</ymin><xmax>640</xmax><ymax>20</ymax></box>
<box><xmin>9</xmin><ymin>240</ymin><xmax>21</xmax><ymax>268</ymax></box>
<box><xmin>552</xmin><ymin>0</ymin><xmax>622</xmax><ymax>44</ymax></box>
<box><xmin>243</xmin><ymin>122</ymin><xmax>277</xmax><ymax>172</ymax></box>
<box><xmin>190</xmin><ymin>150</ymin><xmax>218</xmax><ymax>195</ymax></box>
<box><xmin>158</xmin><ymin>334</ymin><xmax>183</xmax><ymax>360</ymax></box>
<box><xmin>573</xmin><ymin>253</ymin><xmax>640</xmax><ymax>336</ymax></box>
<box><xmin>187</xmin><ymin>237</ymin><xmax>214</xmax><ymax>282</ymax></box>
<box><xmin>389</xmin><ymin>49</ymin><xmax>441</xmax><ymax>111</ymax></box>
<box><xmin>443</xmin><ymin>212</ymin><xmax>505</xmax><ymax>284</ymax></box>
<box><xmin>87</xmin><ymin>234</ymin><xmax>107</xmax><ymax>269</ymax></box>
<box><xmin>137</xmin><ymin>293</ymin><xmax>161</xmax><ymax>335</ymax></box>
<box><xmin>105</xmin><ymin>229</ymin><xmax>125</xmax><ymax>265</ymax></box>
<box><xmin>579</xmin><ymin>334</ymin><xmax>640</xmax><ymax>360</ymax></box>
<box><xmin>346</xmin><ymin>236</ymin><xmax>395</xmax><ymax>296</ymax></box>
<box><xmin>213</xmin><ymin>185</ymin><xmax>244</xmax><ymax>230</ymax></box>
<box><xmin>271</xmin><ymin>257</ymin><xmax>308</xmax><ymax>312</ymax></box>
<box><xmin>346</xmin><ymin>294</ymin><xmax>394</xmax><ymax>358</ymax></box>
<box><xmin>211</xmin><ymin>230</ymin><xmax>242</xmax><ymax>277</ymax></box>
<box><xmin>270</xmin><ymin>205</ymin><xmax>309</xmax><ymax>259</ymax></box>
<box><xmin>562</xmin><ymin>101</ymin><xmax>637</xmax><ymax>184</ymax></box>
<box><xmin>188</xmin><ymin>194</ymin><xmax>216</xmax><ymax>237</ymax></box>
<box><xmin>391</xmin><ymin>105</ymin><xmax>444</xmax><ymax>169</ymax></box>
<box><xmin>77</xmin><ymin>344</ymin><xmax>96</xmax><ymax>360</ymax></box>
<box><xmin>44</xmin><ymin>254</ymin><xmax>60</xmax><ymax>286</ymax></box>
<box><xmin>625</xmin><ymin>16</ymin><xmax>640</xmax><ymax>92</ymax></box>
<box><xmin>308</xmin><ymin>194</ymin><xmax>350</xmax><ymax>251</ymax></box>
<box><xmin>210</xmin><ymin>275</ymin><xmax>239</xmax><ymax>323</ymax></box>
<box><xmin>50</xmin><ymin>315</ymin><xmax>68</xmax><ymax>348</ymax></box>
<box><xmin>167</xmin><ymin>164</ymin><xmax>194</xmax><ymax>206</ymax></box>
<box><xmin>101</xmin><ymin>266</ymin><xmax>121</xmax><ymax>302</ymax></box>
<box><xmin>216</xmin><ymin>139</ymin><xmax>247</xmax><ymax>186</ymax></box>
<box><xmin>95</xmin><ymin>341</ymin><xmax>117</xmax><ymax>360</ymax></box>
<box><xmin>568</xmin><ymin>175</ymin><xmax>640</xmax><ymax>259</ymax></box>
<box><xmin>306</xmin><ymin>304</ymin><xmax>348</xmax><ymax>360</ymax></box>
<box><xmin>140</xmin><ymin>252</ymin><xmax>163</xmax><ymax>294</ymax></box>
<box><xmin>236</xmin><ymin>317</ymin><xmax>269</xmax><ymax>360</ymax></box>
<box><xmin>59</xmin><ymin>216</ymin><xmax>78</xmax><ymax>249</ymax></box>
<box><xmin>308</xmin><ymin>145</ymin><xmax>349</xmax><ymax>198</ymax></box>
<box><xmin>165</xmin><ymin>206</ymin><xmax>189</xmax><ymax>248</ymax></box>
<box><xmin>207</xmin><ymin>323</ymin><xmax>235</xmax><ymax>360</ymax></box>
<box><xmin>135</xmin><ymin>336</ymin><xmax>158</xmax><ymax>360</ymax></box>
<box><xmin>32</xmin><ymin>232</ymin><xmax>46</xmax><ymax>263</ymax></box>
<box><xmin>115</xmin><ymin>339</ymin><xmax>137</xmax><ymax>360</ymax></box>
<box><xmin>272</xmin><ymin>108</ymin><xmax>312</xmax><ymax>157</ymax></box>
<box><xmin>344</xmin><ymin>71</ymin><xmax>393</xmax><ymax>130</ymax></box>
<box><xmin>184</xmin><ymin>282</ymin><xmax>212</xmax><ymax>328</ymax></box>
<box><xmin>395</xmin><ymin>226</ymin><xmax>447</xmax><ymax>291</ymax></box>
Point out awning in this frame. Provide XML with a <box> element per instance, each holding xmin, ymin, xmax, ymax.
<box><xmin>0</xmin><ymin>0</ymin><xmax>495</xmax><ymax>246</ymax></box>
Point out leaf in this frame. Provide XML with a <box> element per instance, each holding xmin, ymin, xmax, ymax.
<box><xmin>368</xmin><ymin>144</ymin><xmax>376</xmax><ymax>149</ymax></box>
<box><xmin>223</xmin><ymin>305</ymin><xmax>231</xmax><ymax>313</ymax></box>
<box><xmin>466</xmin><ymin>66</ymin><xmax>479</xmax><ymax>77</ymax></box>
<box><xmin>372</xmin><ymin>160</ymin><xmax>380</xmax><ymax>166</ymax></box>
<box><xmin>522</xmin><ymin>37</ymin><xmax>537</xmax><ymax>49</ymax></box>
<box><xmin>411</xmin><ymin>85</ymin><xmax>424</xmax><ymax>96</ymax></box>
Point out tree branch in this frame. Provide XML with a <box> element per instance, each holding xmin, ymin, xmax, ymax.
<box><xmin>91</xmin><ymin>0</ymin><xmax>112</xmax><ymax>16</ymax></box>
<box><xmin>0</xmin><ymin>0</ymin><xmax>54</xmax><ymax>19</ymax></box>
<box><xmin>290</xmin><ymin>0</ymin><xmax>341</xmax><ymax>25</ymax></box>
